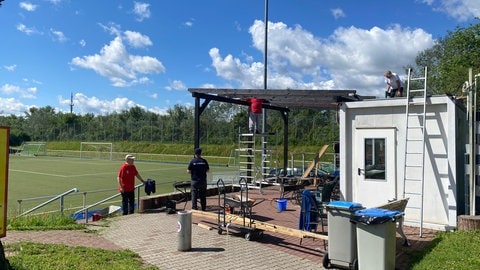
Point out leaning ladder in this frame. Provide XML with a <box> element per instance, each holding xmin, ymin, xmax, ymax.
<box><xmin>402</xmin><ymin>66</ymin><xmax>428</xmax><ymax>237</ymax></box>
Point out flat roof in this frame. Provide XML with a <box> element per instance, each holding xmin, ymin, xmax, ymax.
<box><xmin>188</xmin><ymin>88</ymin><xmax>372</xmax><ymax>110</ymax></box>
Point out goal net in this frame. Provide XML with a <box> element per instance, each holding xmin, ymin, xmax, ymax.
<box><xmin>19</xmin><ymin>141</ymin><xmax>47</xmax><ymax>156</ymax></box>
<box><xmin>80</xmin><ymin>142</ymin><xmax>113</xmax><ymax>160</ymax></box>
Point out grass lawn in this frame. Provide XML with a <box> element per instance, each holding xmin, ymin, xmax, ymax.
<box><xmin>410</xmin><ymin>230</ymin><xmax>480</xmax><ymax>269</ymax></box>
<box><xmin>7</xmin><ymin>155</ymin><xmax>236</xmax><ymax>217</ymax></box>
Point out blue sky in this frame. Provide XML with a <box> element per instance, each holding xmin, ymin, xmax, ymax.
<box><xmin>0</xmin><ymin>0</ymin><xmax>479</xmax><ymax>116</ymax></box>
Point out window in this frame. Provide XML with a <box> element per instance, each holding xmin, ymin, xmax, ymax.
<box><xmin>364</xmin><ymin>138</ymin><xmax>386</xmax><ymax>180</ymax></box>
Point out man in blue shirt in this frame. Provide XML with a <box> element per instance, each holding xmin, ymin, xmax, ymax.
<box><xmin>187</xmin><ymin>148</ymin><xmax>210</xmax><ymax>211</ymax></box>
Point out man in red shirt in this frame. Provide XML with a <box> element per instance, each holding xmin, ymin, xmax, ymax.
<box><xmin>118</xmin><ymin>154</ymin><xmax>145</xmax><ymax>215</ymax></box>
<box><xmin>246</xmin><ymin>97</ymin><xmax>266</xmax><ymax>133</ymax></box>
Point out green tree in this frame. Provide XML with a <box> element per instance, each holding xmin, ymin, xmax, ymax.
<box><xmin>415</xmin><ymin>22</ymin><xmax>480</xmax><ymax>96</ymax></box>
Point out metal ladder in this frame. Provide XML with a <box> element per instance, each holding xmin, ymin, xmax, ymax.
<box><xmin>238</xmin><ymin>133</ymin><xmax>256</xmax><ymax>185</ymax></box>
<box><xmin>237</xmin><ymin>132</ymin><xmax>272</xmax><ymax>189</ymax></box>
<box><xmin>402</xmin><ymin>66</ymin><xmax>428</xmax><ymax>237</ymax></box>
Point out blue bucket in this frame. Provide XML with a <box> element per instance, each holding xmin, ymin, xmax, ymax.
<box><xmin>277</xmin><ymin>198</ymin><xmax>287</xmax><ymax>211</ymax></box>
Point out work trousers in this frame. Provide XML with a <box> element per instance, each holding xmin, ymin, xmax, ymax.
<box><xmin>121</xmin><ymin>191</ymin><xmax>135</xmax><ymax>215</ymax></box>
<box><xmin>191</xmin><ymin>181</ymin><xmax>207</xmax><ymax>211</ymax></box>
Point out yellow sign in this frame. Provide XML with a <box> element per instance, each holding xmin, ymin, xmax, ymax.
<box><xmin>0</xmin><ymin>126</ymin><xmax>9</xmax><ymax>238</ymax></box>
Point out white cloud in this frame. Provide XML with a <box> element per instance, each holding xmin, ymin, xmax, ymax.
<box><xmin>420</xmin><ymin>0</ymin><xmax>434</xmax><ymax>5</ymax></box>
<box><xmin>19</xmin><ymin>2</ymin><xmax>37</xmax><ymax>11</ymax></box>
<box><xmin>133</xmin><ymin>2</ymin><xmax>151</xmax><ymax>22</ymax></box>
<box><xmin>0</xmin><ymin>98</ymin><xmax>31</xmax><ymax>116</ymax></box>
<box><xmin>331</xmin><ymin>8</ymin><xmax>346</xmax><ymax>19</ymax></box>
<box><xmin>182</xmin><ymin>19</ymin><xmax>195</xmax><ymax>28</ymax></box>
<box><xmin>47</xmin><ymin>0</ymin><xmax>62</xmax><ymax>5</ymax></box>
<box><xmin>165</xmin><ymin>80</ymin><xmax>187</xmax><ymax>91</ymax></box>
<box><xmin>79</xmin><ymin>39</ymin><xmax>86</xmax><ymax>47</ymax></box>
<box><xmin>4</xmin><ymin>65</ymin><xmax>17</xmax><ymax>71</ymax></box>
<box><xmin>210</xmin><ymin>20</ymin><xmax>434</xmax><ymax>97</ymax></box>
<box><xmin>1</xmin><ymin>84</ymin><xmax>37</xmax><ymax>99</ymax></box>
<box><xmin>16</xmin><ymin>23</ymin><xmax>42</xmax><ymax>35</ymax></box>
<box><xmin>58</xmin><ymin>93</ymin><xmax>141</xmax><ymax>115</ymax></box>
<box><xmin>425</xmin><ymin>0</ymin><xmax>480</xmax><ymax>21</ymax></box>
<box><xmin>50</xmin><ymin>28</ymin><xmax>68</xmax><ymax>42</ymax></box>
<box><xmin>124</xmin><ymin>30</ymin><xmax>152</xmax><ymax>48</ymax></box>
<box><xmin>70</xmin><ymin>36</ymin><xmax>165</xmax><ymax>87</ymax></box>
<box><xmin>57</xmin><ymin>93</ymin><xmax>169</xmax><ymax>115</ymax></box>
<box><xmin>99</xmin><ymin>22</ymin><xmax>122</xmax><ymax>36</ymax></box>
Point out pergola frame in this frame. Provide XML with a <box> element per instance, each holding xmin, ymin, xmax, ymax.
<box><xmin>188</xmin><ymin>88</ymin><xmax>368</xmax><ymax>174</ymax></box>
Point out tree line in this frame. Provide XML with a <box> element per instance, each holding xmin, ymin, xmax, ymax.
<box><xmin>0</xmin><ymin>103</ymin><xmax>340</xmax><ymax>148</ymax></box>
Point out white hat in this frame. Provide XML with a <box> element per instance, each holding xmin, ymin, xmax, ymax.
<box><xmin>125</xmin><ymin>154</ymin><xmax>135</xmax><ymax>160</ymax></box>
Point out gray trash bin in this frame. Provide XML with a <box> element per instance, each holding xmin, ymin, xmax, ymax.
<box><xmin>177</xmin><ymin>210</ymin><xmax>192</xmax><ymax>251</ymax></box>
<box><xmin>352</xmin><ymin>208</ymin><xmax>403</xmax><ymax>270</ymax></box>
<box><xmin>323</xmin><ymin>201</ymin><xmax>364</xmax><ymax>270</ymax></box>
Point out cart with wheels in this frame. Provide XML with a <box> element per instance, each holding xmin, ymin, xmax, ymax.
<box><xmin>216</xmin><ymin>178</ymin><xmax>263</xmax><ymax>240</ymax></box>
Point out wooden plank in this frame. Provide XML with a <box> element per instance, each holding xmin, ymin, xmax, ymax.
<box><xmin>301</xmin><ymin>145</ymin><xmax>329</xmax><ymax>178</ymax></box>
<box><xmin>191</xmin><ymin>210</ymin><xmax>328</xmax><ymax>241</ymax></box>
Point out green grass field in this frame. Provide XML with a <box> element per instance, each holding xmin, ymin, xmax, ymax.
<box><xmin>7</xmin><ymin>155</ymin><xmax>237</xmax><ymax>217</ymax></box>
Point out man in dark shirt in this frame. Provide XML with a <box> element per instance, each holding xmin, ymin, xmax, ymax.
<box><xmin>187</xmin><ymin>148</ymin><xmax>210</xmax><ymax>211</ymax></box>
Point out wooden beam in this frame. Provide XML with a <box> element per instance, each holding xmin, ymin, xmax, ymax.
<box><xmin>191</xmin><ymin>209</ymin><xmax>328</xmax><ymax>241</ymax></box>
<box><xmin>301</xmin><ymin>145</ymin><xmax>329</xmax><ymax>178</ymax></box>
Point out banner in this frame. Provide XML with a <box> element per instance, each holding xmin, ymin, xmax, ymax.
<box><xmin>0</xmin><ymin>126</ymin><xmax>9</xmax><ymax>238</ymax></box>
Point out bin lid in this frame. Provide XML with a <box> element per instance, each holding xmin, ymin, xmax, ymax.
<box><xmin>326</xmin><ymin>201</ymin><xmax>363</xmax><ymax>210</ymax></box>
<box><xmin>352</xmin><ymin>208</ymin><xmax>403</xmax><ymax>225</ymax></box>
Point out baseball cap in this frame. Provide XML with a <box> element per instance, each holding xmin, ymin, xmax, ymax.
<box><xmin>125</xmin><ymin>154</ymin><xmax>135</xmax><ymax>160</ymax></box>
<box><xmin>194</xmin><ymin>148</ymin><xmax>202</xmax><ymax>155</ymax></box>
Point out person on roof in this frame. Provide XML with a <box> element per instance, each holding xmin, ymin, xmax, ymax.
<box><xmin>384</xmin><ymin>70</ymin><xmax>404</xmax><ymax>98</ymax></box>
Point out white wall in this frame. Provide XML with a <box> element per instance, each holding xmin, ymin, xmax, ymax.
<box><xmin>339</xmin><ymin>96</ymin><xmax>465</xmax><ymax>230</ymax></box>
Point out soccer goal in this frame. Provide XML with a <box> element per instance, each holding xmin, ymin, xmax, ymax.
<box><xmin>80</xmin><ymin>142</ymin><xmax>113</xmax><ymax>160</ymax></box>
<box><xmin>19</xmin><ymin>141</ymin><xmax>47</xmax><ymax>156</ymax></box>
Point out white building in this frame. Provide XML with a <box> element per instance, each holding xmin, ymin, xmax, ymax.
<box><xmin>338</xmin><ymin>95</ymin><xmax>468</xmax><ymax>231</ymax></box>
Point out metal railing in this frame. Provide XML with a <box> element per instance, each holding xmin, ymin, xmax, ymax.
<box><xmin>15</xmin><ymin>180</ymin><xmax>193</xmax><ymax>219</ymax></box>
<box><xmin>18</xmin><ymin>188</ymin><xmax>79</xmax><ymax>217</ymax></box>
<box><xmin>74</xmin><ymin>183</ymin><xmax>144</xmax><ymax>223</ymax></box>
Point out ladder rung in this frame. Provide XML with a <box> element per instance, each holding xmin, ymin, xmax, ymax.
<box><xmin>404</xmin><ymin>178</ymin><xmax>423</xmax><ymax>182</ymax></box>
<box><xmin>404</xmin><ymin>191</ymin><xmax>422</xmax><ymax>196</ymax></box>
<box><xmin>406</xmin><ymin>147</ymin><xmax>425</xmax><ymax>151</ymax></box>
<box><xmin>408</xmin><ymin>102</ymin><xmax>426</xmax><ymax>106</ymax></box>
<box><xmin>407</xmin><ymin>125</ymin><xmax>424</xmax><ymax>129</ymax></box>
<box><xmin>410</xmin><ymin>77</ymin><xmax>426</xmax><ymax>81</ymax></box>
<box><xmin>406</xmin><ymin>139</ymin><xmax>424</xmax><ymax>142</ymax></box>
<box><xmin>239</xmin><ymin>156</ymin><xmax>254</xmax><ymax>159</ymax></box>
<box><xmin>405</xmin><ymin>164</ymin><xmax>423</xmax><ymax>168</ymax></box>
<box><xmin>410</xmin><ymin>89</ymin><xmax>426</xmax><ymax>92</ymax></box>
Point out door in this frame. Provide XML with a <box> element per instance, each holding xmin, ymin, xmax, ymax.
<box><xmin>354</xmin><ymin>128</ymin><xmax>396</xmax><ymax>207</ymax></box>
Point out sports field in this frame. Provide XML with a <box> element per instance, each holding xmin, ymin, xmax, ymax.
<box><xmin>7</xmin><ymin>155</ymin><xmax>236</xmax><ymax>217</ymax></box>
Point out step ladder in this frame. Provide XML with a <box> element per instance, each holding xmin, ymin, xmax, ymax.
<box><xmin>402</xmin><ymin>66</ymin><xmax>428</xmax><ymax>237</ymax></box>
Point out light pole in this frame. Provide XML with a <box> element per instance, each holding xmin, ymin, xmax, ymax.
<box><xmin>262</xmin><ymin>0</ymin><xmax>269</xmax><ymax>178</ymax></box>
